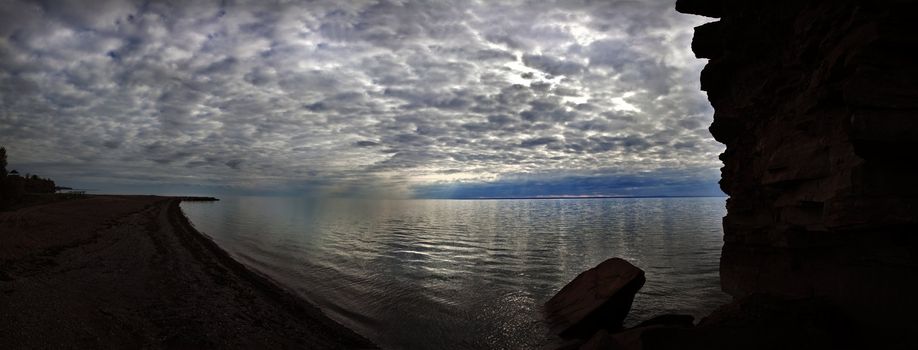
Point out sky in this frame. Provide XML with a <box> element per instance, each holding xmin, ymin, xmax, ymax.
<box><xmin>0</xmin><ymin>0</ymin><xmax>721</xmax><ymax>198</ymax></box>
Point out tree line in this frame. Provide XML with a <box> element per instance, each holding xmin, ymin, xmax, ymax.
<box><xmin>1</xmin><ymin>147</ymin><xmax>57</xmax><ymax>207</ymax></box>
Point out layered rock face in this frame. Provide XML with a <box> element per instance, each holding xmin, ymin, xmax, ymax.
<box><xmin>678</xmin><ymin>0</ymin><xmax>918</xmax><ymax>329</ymax></box>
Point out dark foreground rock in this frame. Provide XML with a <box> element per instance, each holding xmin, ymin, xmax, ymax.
<box><xmin>632</xmin><ymin>314</ymin><xmax>694</xmax><ymax>329</ymax></box>
<box><xmin>638</xmin><ymin>295</ymin><xmax>863</xmax><ymax>350</ymax></box>
<box><xmin>575</xmin><ymin>314</ymin><xmax>694</xmax><ymax>350</ymax></box>
<box><xmin>574</xmin><ymin>296</ymin><xmax>862</xmax><ymax>350</ymax></box>
<box><xmin>545</xmin><ymin>258</ymin><xmax>646</xmax><ymax>339</ymax></box>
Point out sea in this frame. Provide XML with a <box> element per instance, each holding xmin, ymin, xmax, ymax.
<box><xmin>180</xmin><ymin>196</ymin><xmax>729</xmax><ymax>349</ymax></box>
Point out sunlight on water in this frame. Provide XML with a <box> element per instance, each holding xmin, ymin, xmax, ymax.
<box><xmin>181</xmin><ymin>197</ymin><xmax>728</xmax><ymax>350</ymax></box>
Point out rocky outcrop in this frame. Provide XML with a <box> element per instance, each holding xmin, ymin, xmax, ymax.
<box><xmin>677</xmin><ymin>0</ymin><xmax>918</xmax><ymax>338</ymax></box>
<box><xmin>550</xmin><ymin>1</ymin><xmax>918</xmax><ymax>347</ymax></box>
<box><xmin>545</xmin><ymin>258</ymin><xmax>646</xmax><ymax>339</ymax></box>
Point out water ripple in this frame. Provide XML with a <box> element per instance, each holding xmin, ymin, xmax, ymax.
<box><xmin>182</xmin><ymin>197</ymin><xmax>729</xmax><ymax>350</ymax></box>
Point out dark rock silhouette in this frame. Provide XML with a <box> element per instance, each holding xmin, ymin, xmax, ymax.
<box><xmin>577</xmin><ymin>314</ymin><xmax>695</xmax><ymax>350</ymax></box>
<box><xmin>632</xmin><ymin>314</ymin><xmax>694</xmax><ymax>329</ymax></box>
<box><xmin>554</xmin><ymin>1</ymin><xmax>918</xmax><ymax>348</ymax></box>
<box><xmin>681</xmin><ymin>0</ymin><xmax>918</xmax><ymax>327</ymax></box>
<box><xmin>637</xmin><ymin>295</ymin><xmax>858</xmax><ymax>350</ymax></box>
<box><xmin>577</xmin><ymin>330</ymin><xmax>618</xmax><ymax>350</ymax></box>
<box><xmin>545</xmin><ymin>257</ymin><xmax>645</xmax><ymax>339</ymax></box>
<box><xmin>674</xmin><ymin>0</ymin><xmax>918</xmax><ymax>348</ymax></box>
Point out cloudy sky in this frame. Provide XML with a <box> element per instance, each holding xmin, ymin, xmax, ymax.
<box><xmin>0</xmin><ymin>0</ymin><xmax>720</xmax><ymax>198</ymax></box>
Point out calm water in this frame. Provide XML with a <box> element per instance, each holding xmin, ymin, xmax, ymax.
<box><xmin>181</xmin><ymin>197</ymin><xmax>729</xmax><ymax>349</ymax></box>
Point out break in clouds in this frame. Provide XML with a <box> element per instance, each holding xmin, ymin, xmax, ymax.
<box><xmin>0</xmin><ymin>0</ymin><xmax>721</xmax><ymax>198</ymax></box>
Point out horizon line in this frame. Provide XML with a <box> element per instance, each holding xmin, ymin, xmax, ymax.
<box><xmin>435</xmin><ymin>195</ymin><xmax>728</xmax><ymax>200</ymax></box>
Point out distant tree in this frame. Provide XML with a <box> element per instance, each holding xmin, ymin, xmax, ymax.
<box><xmin>0</xmin><ymin>148</ymin><xmax>57</xmax><ymax>208</ymax></box>
<box><xmin>0</xmin><ymin>147</ymin><xmax>6</xmax><ymax>178</ymax></box>
<box><xmin>23</xmin><ymin>174</ymin><xmax>56</xmax><ymax>194</ymax></box>
<box><xmin>0</xmin><ymin>147</ymin><xmax>8</xmax><ymax>204</ymax></box>
<box><xmin>1</xmin><ymin>173</ymin><xmax>24</xmax><ymax>204</ymax></box>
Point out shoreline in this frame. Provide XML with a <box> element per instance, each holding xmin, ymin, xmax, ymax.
<box><xmin>0</xmin><ymin>195</ymin><xmax>376</xmax><ymax>349</ymax></box>
<box><xmin>167</xmin><ymin>199</ymin><xmax>377</xmax><ymax>346</ymax></box>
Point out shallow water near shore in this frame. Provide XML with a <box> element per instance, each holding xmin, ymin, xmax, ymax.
<box><xmin>181</xmin><ymin>197</ymin><xmax>728</xmax><ymax>349</ymax></box>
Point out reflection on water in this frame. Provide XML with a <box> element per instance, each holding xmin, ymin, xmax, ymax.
<box><xmin>181</xmin><ymin>197</ymin><xmax>728</xmax><ymax>349</ymax></box>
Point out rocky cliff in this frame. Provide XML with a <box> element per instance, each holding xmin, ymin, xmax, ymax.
<box><xmin>677</xmin><ymin>0</ymin><xmax>918</xmax><ymax>334</ymax></box>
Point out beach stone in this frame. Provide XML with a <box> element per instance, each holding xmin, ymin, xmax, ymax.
<box><xmin>545</xmin><ymin>258</ymin><xmax>645</xmax><ymax>339</ymax></box>
<box><xmin>578</xmin><ymin>330</ymin><xmax>617</xmax><ymax>350</ymax></box>
<box><xmin>578</xmin><ymin>314</ymin><xmax>695</xmax><ymax>350</ymax></box>
<box><xmin>634</xmin><ymin>295</ymin><xmax>861</xmax><ymax>350</ymax></box>
<box><xmin>633</xmin><ymin>314</ymin><xmax>694</xmax><ymax>329</ymax></box>
<box><xmin>577</xmin><ymin>326</ymin><xmax>671</xmax><ymax>350</ymax></box>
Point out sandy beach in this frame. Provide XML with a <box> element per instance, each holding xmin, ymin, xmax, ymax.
<box><xmin>0</xmin><ymin>195</ymin><xmax>376</xmax><ymax>349</ymax></box>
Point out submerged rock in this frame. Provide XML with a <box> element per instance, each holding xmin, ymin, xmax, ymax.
<box><xmin>545</xmin><ymin>258</ymin><xmax>646</xmax><ymax>339</ymax></box>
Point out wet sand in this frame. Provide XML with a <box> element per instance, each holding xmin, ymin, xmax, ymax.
<box><xmin>0</xmin><ymin>195</ymin><xmax>376</xmax><ymax>349</ymax></box>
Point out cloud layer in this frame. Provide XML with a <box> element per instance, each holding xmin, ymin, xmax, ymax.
<box><xmin>0</xmin><ymin>0</ymin><xmax>719</xmax><ymax>197</ymax></box>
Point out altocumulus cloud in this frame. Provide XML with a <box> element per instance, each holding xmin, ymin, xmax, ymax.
<box><xmin>0</xmin><ymin>0</ymin><xmax>722</xmax><ymax>198</ymax></box>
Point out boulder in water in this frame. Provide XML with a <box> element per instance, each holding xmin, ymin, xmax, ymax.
<box><xmin>545</xmin><ymin>258</ymin><xmax>646</xmax><ymax>339</ymax></box>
